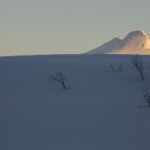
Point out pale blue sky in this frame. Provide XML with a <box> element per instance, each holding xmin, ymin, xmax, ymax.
<box><xmin>0</xmin><ymin>0</ymin><xmax>150</xmax><ymax>56</ymax></box>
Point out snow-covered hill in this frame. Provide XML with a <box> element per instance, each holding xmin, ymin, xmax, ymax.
<box><xmin>1</xmin><ymin>54</ymin><xmax>150</xmax><ymax>150</ymax></box>
<box><xmin>86</xmin><ymin>30</ymin><xmax>150</xmax><ymax>54</ymax></box>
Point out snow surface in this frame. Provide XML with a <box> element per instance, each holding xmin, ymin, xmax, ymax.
<box><xmin>86</xmin><ymin>30</ymin><xmax>150</xmax><ymax>54</ymax></box>
<box><xmin>1</xmin><ymin>54</ymin><xmax>150</xmax><ymax>150</ymax></box>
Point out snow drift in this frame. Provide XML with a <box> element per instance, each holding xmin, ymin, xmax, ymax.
<box><xmin>86</xmin><ymin>30</ymin><xmax>150</xmax><ymax>54</ymax></box>
<box><xmin>1</xmin><ymin>54</ymin><xmax>150</xmax><ymax>150</ymax></box>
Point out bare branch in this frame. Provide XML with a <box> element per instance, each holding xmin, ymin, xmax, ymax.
<box><xmin>109</xmin><ymin>62</ymin><xmax>123</xmax><ymax>72</ymax></box>
<box><xmin>143</xmin><ymin>88</ymin><xmax>150</xmax><ymax>107</ymax></box>
<box><xmin>131</xmin><ymin>56</ymin><xmax>144</xmax><ymax>80</ymax></box>
<box><xmin>118</xmin><ymin>63</ymin><xmax>123</xmax><ymax>72</ymax></box>
<box><xmin>50</xmin><ymin>72</ymin><xmax>67</xmax><ymax>89</ymax></box>
<box><xmin>110</xmin><ymin>64</ymin><xmax>116</xmax><ymax>72</ymax></box>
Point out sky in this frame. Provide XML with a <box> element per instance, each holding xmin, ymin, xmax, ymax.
<box><xmin>0</xmin><ymin>0</ymin><xmax>150</xmax><ymax>56</ymax></box>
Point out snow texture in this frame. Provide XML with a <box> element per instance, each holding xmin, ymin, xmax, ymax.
<box><xmin>86</xmin><ymin>30</ymin><xmax>150</xmax><ymax>54</ymax></box>
<box><xmin>1</xmin><ymin>54</ymin><xmax>150</xmax><ymax>150</ymax></box>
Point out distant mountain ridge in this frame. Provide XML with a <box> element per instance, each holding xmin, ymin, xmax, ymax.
<box><xmin>86</xmin><ymin>30</ymin><xmax>150</xmax><ymax>54</ymax></box>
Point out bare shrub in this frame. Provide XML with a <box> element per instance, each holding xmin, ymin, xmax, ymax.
<box><xmin>143</xmin><ymin>88</ymin><xmax>150</xmax><ymax>107</ymax></box>
<box><xmin>109</xmin><ymin>63</ymin><xmax>116</xmax><ymax>72</ymax></box>
<box><xmin>50</xmin><ymin>72</ymin><xmax>67</xmax><ymax>89</ymax></box>
<box><xmin>118</xmin><ymin>63</ymin><xmax>123</xmax><ymax>72</ymax></box>
<box><xmin>109</xmin><ymin>62</ymin><xmax>123</xmax><ymax>72</ymax></box>
<box><xmin>131</xmin><ymin>56</ymin><xmax>144</xmax><ymax>80</ymax></box>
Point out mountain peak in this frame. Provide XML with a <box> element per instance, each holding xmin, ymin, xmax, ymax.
<box><xmin>86</xmin><ymin>30</ymin><xmax>150</xmax><ymax>55</ymax></box>
<box><xmin>124</xmin><ymin>30</ymin><xmax>149</xmax><ymax>40</ymax></box>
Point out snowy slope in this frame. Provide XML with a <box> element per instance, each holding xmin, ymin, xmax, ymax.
<box><xmin>86</xmin><ymin>30</ymin><xmax>150</xmax><ymax>54</ymax></box>
<box><xmin>1</xmin><ymin>54</ymin><xmax>150</xmax><ymax>150</ymax></box>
